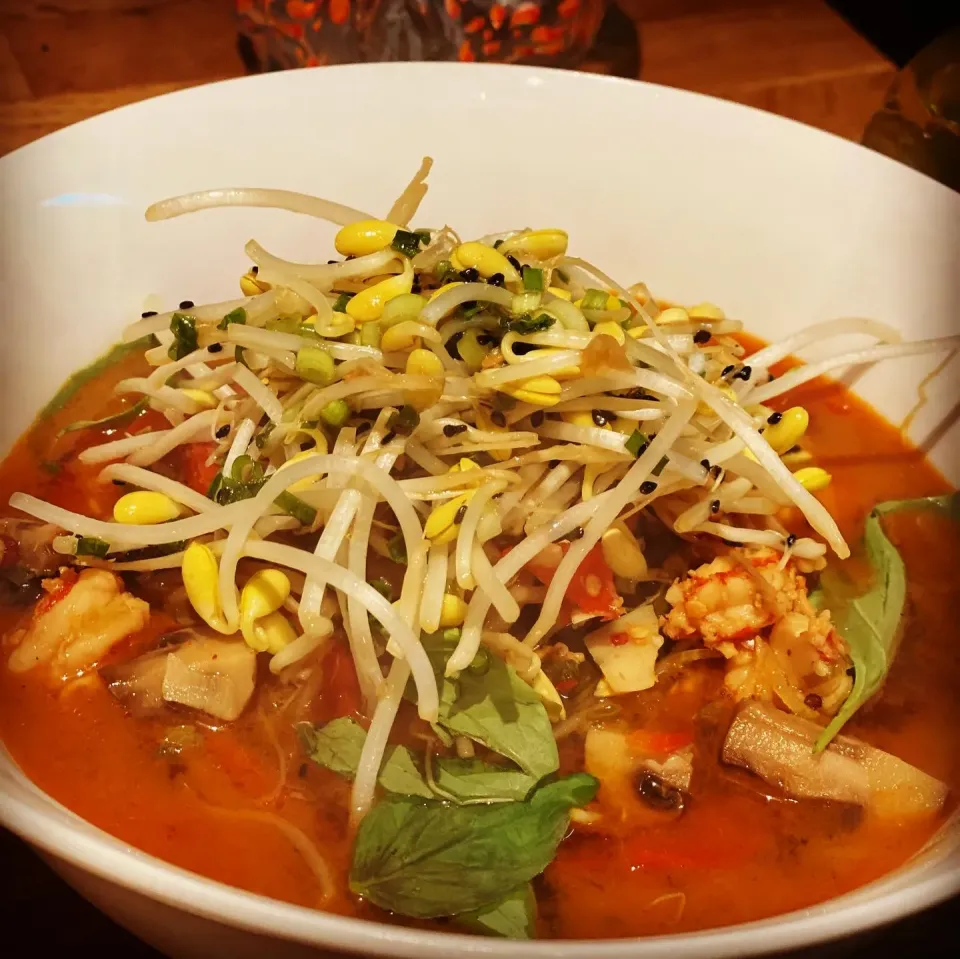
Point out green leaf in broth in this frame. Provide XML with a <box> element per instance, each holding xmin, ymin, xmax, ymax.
<box><xmin>298</xmin><ymin>718</ymin><xmax>536</xmax><ymax>803</ymax></box>
<box><xmin>39</xmin><ymin>335</ymin><xmax>157</xmax><ymax>419</ymax></box>
<box><xmin>813</xmin><ymin>493</ymin><xmax>958</xmax><ymax>752</ymax></box>
<box><xmin>456</xmin><ymin>884</ymin><xmax>536</xmax><ymax>939</ymax></box>
<box><xmin>349</xmin><ymin>773</ymin><xmax>598</xmax><ymax>918</ymax></box>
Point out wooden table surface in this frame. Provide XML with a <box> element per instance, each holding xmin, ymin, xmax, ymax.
<box><xmin>3</xmin><ymin>1</ymin><xmax>953</xmax><ymax>957</ymax></box>
<box><xmin>0</xmin><ymin>0</ymin><xmax>897</xmax><ymax>157</ymax></box>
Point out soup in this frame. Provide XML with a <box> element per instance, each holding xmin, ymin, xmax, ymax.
<box><xmin>0</xmin><ymin>166</ymin><xmax>957</xmax><ymax>940</ymax></box>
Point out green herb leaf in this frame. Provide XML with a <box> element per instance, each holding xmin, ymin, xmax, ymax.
<box><xmin>75</xmin><ymin>536</ymin><xmax>110</xmax><ymax>558</ymax></box>
<box><xmin>332</xmin><ymin>292</ymin><xmax>355</xmax><ymax>313</ymax></box>
<box><xmin>419</xmin><ymin>633</ymin><xmax>560</xmax><ymax>780</ymax></box>
<box><xmin>457</xmin><ymin>884</ymin><xmax>536</xmax><ymax>939</ymax></box>
<box><xmin>299</xmin><ymin>717</ymin><xmax>536</xmax><ymax>803</ymax></box>
<box><xmin>274</xmin><ymin>490</ymin><xmax>317</xmax><ymax>527</ymax></box>
<box><xmin>387</xmin><ymin>531</ymin><xmax>407</xmax><ymax>565</ymax></box>
<box><xmin>392</xmin><ymin>229</ymin><xmax>424</xmax><ymax>259</ymax></box>
<box><xmin>57</xmin><ymin>398</ymin><xmax>148</xmax><ymax>438</ymax></box>
<box><xmin>813</xmin><ymin>493</ymin><xmax>958</xmax><ymax>751</ymax></box>
<box><xmin>349</xmin><ymin>774</ymin><xmax>598</xmax><ymax>918</ymax></box>
<box><xmin>298</xmin><ymin>718</ymin><xmax>433</xmax><ymax>799</ymax></box>
<box><xmin>168</xmin><ymin>313</ymin><xmax>198</xmax><ymax>360</ymax></box>
<box><xmin>218</xmin><ymin>307</ymin><xmax>247</xmax><ymax>331</ymax></box>
<box><xmin>387</xmin><ymin>404</ymin><xmax>420</xmax><ymax>435</ymax></box>
<box><xmin>506</xmin><ymin>313</ymin><xmax>555</xmax><ymax>335</ymax></box>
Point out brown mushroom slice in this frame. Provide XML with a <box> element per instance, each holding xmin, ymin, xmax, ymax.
<box><xmin>161</xmin><ymin>637</ymin><xmax>256</xmax><ymax>722</ymax></box>
<box><xmin>723</xmin><ymin>701</ymin><xmax>948</xmax><ymax>819</ymax></box>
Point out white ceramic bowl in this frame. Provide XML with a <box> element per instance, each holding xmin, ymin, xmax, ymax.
<box><xmin>0</xmin><ymin>63</ymin><xmax>958</xmax><ymax>959</ymax></box>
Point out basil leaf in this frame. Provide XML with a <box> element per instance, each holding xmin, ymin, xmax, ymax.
<box><xmin>431</xmin><ymin>757</ymin><xmax>535</xmax><ymax>803</ymax></box>
<box><xmin>298</xmin><ymin>718</ymin><xmax>536</xmax><ymax>802</ymax></box>
<box><xmin>413</xmin><ymin>633</ymin><xmax>559</xmax><ymax>780</ymax></box>
<box><xmin>349</xmin><ymin>773</ymin><xmax>598</xmax><ymax>918</ymax></box>
<box><xmin>457</xmin><ymin>884</ymin><xmax>536</xmax><ymax>939</ymax></box>
<box><xmin>298</xmin><ymin>718</ymin><xmax>433</xmax><ymax>799</ymax></box>
<box><xmin>813</xmin><ymin>493</ymin><xmax>958</xmax><ymax>751</ymax></box>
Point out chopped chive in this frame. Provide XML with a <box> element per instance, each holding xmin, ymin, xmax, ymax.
<box><xmin>168</xmin><ymin>313</ymin><xmax>198</xmax><ymax>360</ymax></box>
<box><xmin>275</xmin><ymin>491</ymin><xmax>317</xmax><ymax>527</ymax></box>
<box><xmin>441</xmin><ymin>627</ymin><xmax>462</xmax><ymax>643</ymax></box>
<box><xmin>218</xmin><ymin>306</ymin><xmax>247</xmax><ymax>331</ymax></box>
<box><xmin>506</xmin><ymin>312</ymin><xmax>554</xmax><ymax>334</ymax></box>
<box><xmin>581</xmin><ymin>289</ymin><xmax>609</xmax><ymax>311</ymax></box>
<box><xmin>414</xmin><ymin>229</ymin><xmax>432</xmax><ymax>244</ymax></box>
<box><xmin>320</xmin><ymin>398</ymin><xmax>351</xmax><ymax>428</ymax></box>
<box><xmin>332</xmin><ymin>292</ymin><xmax>355</xmax><ymax>313</ymax></box>
<box><xmin>521</xmin><ymin>266</ymin><xmax>544</xmax><ymax>292</ymax></box>
<box><xmin>624</xmin><ymin>430</ymin><xmax>649</xmax><ymax>457</ymax></box>
<box><xmin>76</xmin><ymin>536</ymin><xmax>110</xmax><ymax>558</ymax></box>
<box><xmin>652</xmin><ymin>456</ymin><xmax>669</xmax><ymax>476</ymax></box>
<box><xmin>391</xmin><ymin>229</ymin><xmax>424</xmax><ymax>259</ymax></box>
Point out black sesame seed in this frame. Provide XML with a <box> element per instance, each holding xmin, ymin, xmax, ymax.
<box><xmin>327</xmin><ymin>259</ymin><xmax>338</xmax><ymax>265</ymax></box>
<box><xmin>693</xmin><ymin>329</ymin><xmax>711</xmax><ymax>344</ymax></box>
<box><xmin>734</xmin><ymin>365</ymin><xmax>752</xmax><ymax>382</ymax></box>
<box><xmin>711</xmin><ymin>465</ymin><xmax>723</xmax><ymax>479</ymax></box>
<box><xmin>591</xmin><ymin>409</ymin><xmax>609</xmax><ymax>427</ymax></box>
<box><xmin>506</xmin><ymin>254</ymin><xmax>522</xmax><ymax>272</ymax></box>
<box><xmin>179</xmin><ymin>300</ymin><xmax>194</xmax><ymax>310</ymax></box>
<box><xmin>530</xmin><ymin>410</ymin><xmax>545</xmax><ymax>428</ymax></box>
<box><xmin>548</xmin><ymin>459</ymin><xmax>560</xmax><ymax>469</ymax></box>
<box><xmin>491</xmin><ymin>410</ymin><xmax>507</xmax><ymax>428</ymax></box>
<box><xmin>634</xmin><ymin>443</ymin><xmax>649</xmax><ymax>457</ymax></box>
<box><xmin>710</xmin><ymin>499</ymin><xmax>721</xmax><ymax>514</ymax></box>
<box><xmin>455</xmin><ymin>505</ymin><xmax>468</xmax><ymax>523</ymax></box>
<box><xmin>767</xmin><ymin>411</ymin><xmax>783</xmax><ymax>425</ymax></box>
<box><xmin>382</xmin><ymin>431</ymin><xmax>396</xmax><ymax>445</ymax></box>
<box><xmin>442</xmin><ymin>424</ymin><xmax>468</xmax><ymax>437</ymax></box>
<box><xmin>215</xmin><ymin>425</ymin><xmax>230</xmax><ymax>439</ymax></box>
<box><xmin>141</xmin><ymin>310</ymin><xmax>157</xmax><ymax>318</ymax></box>
<box><xmin>112</xmin><ymin>479</ymin><xmax>127</xmax><ymax>487</ymax></box>
<box><xmin>298</xmin><ymin>762</ymin><xmax>308</xmax><ymax>778</ymax></box>
<box><xmin>700</xmin><ymin>458</ymin><xmax>711</xmax><ymax>469</ymax></box>
<box><xmin>411</xmin><ymin>276</ymin><xmax>422</xmax><ymax>294</ymax></box>
<box><xmin>208</xmin><ymin>342</ymin><xmax>223</xmax><ymax>354</ymax></box>
<box><xmin>251</xmin><ymin>266</ymin><xmax>259</xmax><ymax>275</ymax></box>
<box><xmin>804</xmin><ymin>692</ymin><xmax>823</xmax><ymax>710</ymax></box>
<box><xmin>487</xmin><ymin>272</ymin><xmax>505</xmax><ymax>287</ymax></box>
<box><xmin>570</xmin><ymin>527</ymin><xmax>584</xmax><ymax>540</ymax></box>
<box><xmin>640</xmin><ymin>480</ymin><xmax>658</xmax><ymax>495</ymax></box>
<box><xmin>846</xmin><ymin>666</ymin><xmax>856</xmax><ymax>677</ymax></box>
<box><xmin>459</xmin><ymin>267</ymin><xmax>480</xmax><ymax>283</ymax></box>
<box><xmin>721</xmin><ymin>365</ymin><xmax>735</xmax><ymax>378</ymax></box>
<box><xmin>786</xmin><ymin>533</ymin><xmax>797</xmax><ymax>547</ymax></box>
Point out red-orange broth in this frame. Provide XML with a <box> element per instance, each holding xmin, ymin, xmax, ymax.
<box><xmin>0</xmin><ymin>340</ymin><xmax>956</xmax><ymax>939</ymax></box>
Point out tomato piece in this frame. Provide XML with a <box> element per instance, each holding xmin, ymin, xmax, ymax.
<box><xmin>179</xmin><ymin>442</ymin><xmax>221</xmax><ymax>494</ymax></box>
<box><xmin>627</xmin><ymin>729</ymin><xmax>693</xmax><ymax>758</ymax></box>
<box><xmin>318</xmin><ymin>639</ymin><xmax>363</xmax><ymax>721</ymax></box>
<box><xmin>528</xmin><ymin>542</ymin><xmax>623</xmax><ymax>621</ymax></box>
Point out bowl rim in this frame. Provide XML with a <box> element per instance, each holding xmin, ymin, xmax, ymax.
<box><xmin>1</xmin><ymin>60</ymin><xmax>958</xmax><ymax>957</ymax></box>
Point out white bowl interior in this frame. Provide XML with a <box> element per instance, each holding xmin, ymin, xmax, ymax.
<box><xmin>0</xmin><ymin>63</ymin><xmax>958</xmax><ymax>957</ymax></box>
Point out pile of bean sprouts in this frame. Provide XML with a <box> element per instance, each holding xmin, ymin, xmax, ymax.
<box><xmin>11</xmin><ymin>158</ymin><xmax>958</xmax><ymax>822</ymax></box>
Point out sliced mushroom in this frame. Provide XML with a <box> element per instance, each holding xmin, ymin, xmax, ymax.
<box><xmin>722</xmin><ymin>701</ymin><xmax>948</xmax><ymax>819</ymax></box>
<box><xmin>104</xmin><ymin>630</ymin><xmax>256</xmax><ymax>722</ymax></box>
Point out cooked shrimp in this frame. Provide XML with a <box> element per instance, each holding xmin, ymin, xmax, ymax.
<box><xmin>8</xmin><ymin>569</ymin><xmax>150</xmax><ymax>676</ymax></box>
<box><xmin>662</xmin><ymin>547</ymin><xmax>833</xmax><ymax>655</ymax></box>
